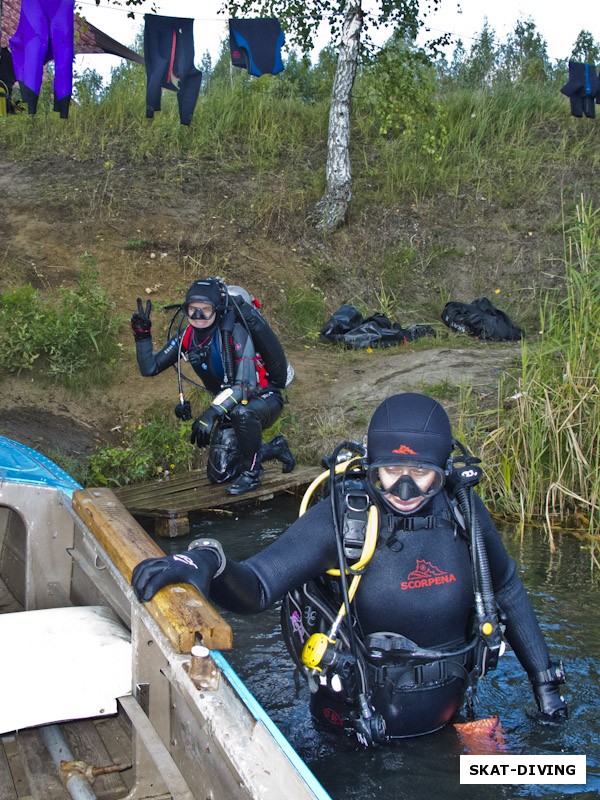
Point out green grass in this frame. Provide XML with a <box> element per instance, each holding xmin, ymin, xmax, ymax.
<box><xmin>3</xmin><ymin>45</ymin><xmax>600</xmax><ymax>561</ymax></box>
<box><xmin>0</xmin><ymin>262</ymin><xmax>122</xmax><ymax>390</ymax></box>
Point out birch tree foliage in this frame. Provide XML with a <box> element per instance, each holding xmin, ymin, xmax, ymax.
<box><xmin>223</xmin><ymin>0</ymin><xmax>431</xmax><ymax>232</ymax></box>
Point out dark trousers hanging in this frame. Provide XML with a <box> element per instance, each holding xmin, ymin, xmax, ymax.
<box><xmin>560</xmin><ymin>61</ymin><xmax>600</xmax><ymax>118</ymax></box>
<box><xmin>143</xmin><ymin>14</ymin><xmax>202</xmax><ymax>126</ymax></box>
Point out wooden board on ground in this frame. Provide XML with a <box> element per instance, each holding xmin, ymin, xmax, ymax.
<box><xmin>113</xmin><ymin>464</ymin><xmax>323</xmax><ymax>537</ymax></box>
<box><xmin>17</xmin><ymin>728</ymin><xmax>70</xmax><ymax>800</ymax></box>
<box><xmin>62</xmin><ymin>719</ymin><xmax>129</xmax><ymax>800</ymax></box>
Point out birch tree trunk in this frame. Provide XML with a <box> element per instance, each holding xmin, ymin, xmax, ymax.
<box><xmin>312</xmin><ymin>0</ymin><xmax>363</xmax><ymax>233</ymax></box>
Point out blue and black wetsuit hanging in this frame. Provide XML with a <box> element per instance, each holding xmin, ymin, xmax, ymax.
<box><xmin>228</xmin><ymin>18</ymin><xmax>285</xmax><ymax>77</ymax></box>
<box><xmin>143</xmin><ymin>14</ymin><xmax>202</xmax><ymax>126</ymax></box>
<box><xmin>560</xmin><ymin>61</ymin><xmax>600</xmax><ymax>119</ymax></box>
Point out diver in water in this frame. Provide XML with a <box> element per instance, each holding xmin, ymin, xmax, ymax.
<box><xmin>131</xmin><ymin>392</ymin><xmax>567</xmax><ymax>743</ymax></box>
<box><xmin>131</xmin><ymin>277</ymin><xmax>295</xmax><ymax>495</ymax></box>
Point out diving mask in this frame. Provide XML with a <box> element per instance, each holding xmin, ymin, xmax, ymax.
<box><xmin>368</xmin><ymin>462</ymin><xmax>446</xmax><ymax>503</ymax></box>
<box><xmin>187</xmin><ymin>303</ymin><xmax>216</xmax><ymax>321</ymax></box>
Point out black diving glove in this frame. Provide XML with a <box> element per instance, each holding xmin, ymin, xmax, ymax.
<box><xmin>132</xmin><ymin>546</ymin><xmax>222</xmax><ymax>603</ymax></box>
<box><xmin>190</xmin><ymin>407</ymin><xmax>219</xmax><ymax>448</ymax></box>
<box><xmin>131</xmin><ymin>298</ymin><xmax>152</xmax><ymax>341</ymax></box>
<box><xmin>530</xmin><ymin>663</ymin><xmax>568</xmax><ymax>721</ymax></box>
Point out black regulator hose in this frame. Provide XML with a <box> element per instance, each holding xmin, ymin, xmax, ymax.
<box><xmin>329</xmin><ymin>441</ymin><xmax>385</xmax><ymax>745</ymax></box>
<box><xmin>456</xmin><ymin>484</ymin><xmax>502</xmax><ymax>667</ymax></box>
<box><xmin>219</xmin><ymin>309</ymin><xmax>236</xmax><ymax>386</ymax></box>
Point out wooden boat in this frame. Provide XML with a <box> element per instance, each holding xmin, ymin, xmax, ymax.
<box><xmin>0</xmin><ymin>435</ymin><xmax>331</xmax><ymax>800</ymax></box>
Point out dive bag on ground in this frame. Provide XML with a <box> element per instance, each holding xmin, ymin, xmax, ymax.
<box><xmin>320</xmin><ymin>304</ymin><xmax>436</xmax><ymax>349</ymax></box>
<box><xmin>441</xmin><ymin>298</ymin><xmax>524</xmax><ymax>342</ymax></box>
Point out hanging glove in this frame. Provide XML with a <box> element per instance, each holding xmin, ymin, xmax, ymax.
<box><xmin>132</xmin><ymin>540</ymin><xmax>225</xmax><ymax>602</ymax></box>
<box><xmin>529</xmin><ymin>662</ymin><xmax>568</xmax><ymax>721</ymax></box>
<box><xmin>190</xmin><ymin>406</ymin><xmax>220</xmax><ymax>448</ymax></box>
<box><xmin>174</xmin><ymin>399</ymin><xmax>192</xmax><ymax>421</ymax></box>
<box><xmin>131</xmin><ymin>298</ymin><xmax>152</xmax><ymax>341</ymax></box>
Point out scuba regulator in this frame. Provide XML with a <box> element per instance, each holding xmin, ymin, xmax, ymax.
<box><xmin>298</xmin><ymin>442</ymin><xmax>386</xmax><ymax>746</ymax></box>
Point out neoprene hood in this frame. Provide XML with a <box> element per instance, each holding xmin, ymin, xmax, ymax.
<box><xmin>185</xmin><ymin>278</ymin><xmax>223</xmax><ymax>309</ymax></box>
<box><xmin>367</xmin><ymin>393</ymin><xmax>453</xmax><ymax>469</ymax></box>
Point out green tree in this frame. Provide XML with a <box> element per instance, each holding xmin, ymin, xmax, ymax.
<box><xmin>73</xmin><ymin>67</ymin><xmax>105</xmax><ymax>104</ymax></box>
<box><xmin>460</xmin><ymin>20</ymin><xmax>499</xmax><ymax>88</ymax></box>
<box><xmin>570</xmin><ymin>30</ymin><xmax>600</xmax><ymax>65</ymax></box>
<box><xmin>500</xmin><ymin>19</ymin><xmax>550</xmax><ymax>85</ymax></box>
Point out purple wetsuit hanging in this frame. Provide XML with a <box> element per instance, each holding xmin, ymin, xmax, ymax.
<box><xmin>143</xmin><ymin>15</ymin><xmax>202</xmax><ymax>126</ymax></box>
<box><xmin>228</xmin><ymin>18</ymin><xmax>285</xmax><ymax>77</ymax></box>
<box><xmin>9</xmin><ymin>0</ymin><xmax>74</xmax><ymax>118</ymax></box>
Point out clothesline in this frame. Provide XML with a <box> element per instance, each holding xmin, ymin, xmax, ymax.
<box><xmin>76</xmin><ymin>0</ymin><xmax>227</xmax><ymax>23</ymax></box>
<box><xmin>74</xmin><ymin>0</ymin><xmax>491</xmax><ymax>52</ymax></box>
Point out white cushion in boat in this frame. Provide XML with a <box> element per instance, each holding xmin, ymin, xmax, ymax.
<box><xmin>0</xmin><ymin>605</ymin><xmax>132</xmax><ymax>734</ymax></box>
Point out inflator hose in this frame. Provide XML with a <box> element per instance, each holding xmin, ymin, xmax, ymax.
<box><xmin>220</xmin><ymin>310</ymin><xmax>236</xmax><ymax>386</ymax></box>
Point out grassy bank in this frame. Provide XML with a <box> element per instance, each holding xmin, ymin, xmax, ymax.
<box><xmin>457</xmin><ymin>198</ymin><xmax>599</xmax><ymax>556</ymax></box>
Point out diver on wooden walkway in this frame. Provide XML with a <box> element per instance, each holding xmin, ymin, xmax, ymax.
<box><xmin>131</xmin><ymin>277</ymin><xmax>295</xmax><ymax>495</ymax></box>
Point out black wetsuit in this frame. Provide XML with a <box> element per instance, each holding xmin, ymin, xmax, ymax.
<box><xmin>560</xmin><ymin>61</ymin><xmax>600</xmax><ymax>119</ymax></box>
<box><xmin>209</xmin><ymin>491</ymin><xmax>552</xmax><ymax>737</ymax></box>
<box><xmin>143</xmin><ymin>14</ymin><xmax>202</xmax><ymax>126</ymax></box>
<box><xmin>135</xmin><ymin>321</ymin><xmax>283</xmax><ymax>476</ymax></box>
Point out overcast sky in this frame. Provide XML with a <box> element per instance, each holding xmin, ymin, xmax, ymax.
<box><xmin>74</xmin><ymin>0</ymin><xmax>600</xmax><ymax>81</ymax></box>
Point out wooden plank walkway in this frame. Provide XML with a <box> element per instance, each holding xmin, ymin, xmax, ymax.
<box><xmin>113</xmin><ymin>464</ymin><xmax>323</xmax><ymax>537</ymax></box>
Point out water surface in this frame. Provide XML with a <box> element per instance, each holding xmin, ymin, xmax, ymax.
<box><xmin>160</xmin><ymin>499</ymin><xmax>599</xmax><ymax>800</ymax></box>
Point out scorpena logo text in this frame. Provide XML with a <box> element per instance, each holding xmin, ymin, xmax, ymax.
<box><xmin>401</xmin><ymin>559</ymin><xmax>456</xmax><ymax>590</ymax></box>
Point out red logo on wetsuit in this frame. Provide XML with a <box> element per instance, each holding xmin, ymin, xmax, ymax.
<box><xmin>323</xmin><ymin>708</ymin><xmax>345</xmax><ymax>726</ymax></box>
<box><xmin>401</xmin><ymin>560</ymin><xmax>456</xmax><ymax>590</ymax></box>
<box><xmin>392</xmin><ymin>444</ymin><xmax>418</xmax><ymax>455</ymax></box>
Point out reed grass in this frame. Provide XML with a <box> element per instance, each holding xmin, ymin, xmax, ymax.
<box><xmin>458</xmin><ymin>198</ymin><xmax>599</xmax><ymax>550</ymax></box>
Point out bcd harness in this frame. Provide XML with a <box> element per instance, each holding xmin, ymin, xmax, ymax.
<box><xmin>280</xmin><ymin>441</ymin><xmax>505</xmax><ymax>746</ymax></box>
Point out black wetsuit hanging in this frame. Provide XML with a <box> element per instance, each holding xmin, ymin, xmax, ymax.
<box><xmin>228</xmin><ymin>18</ymin><xmax>285</xmax><ymax>77</ymax></box>
<box><xmin>560</xmin><ymin>61</ymin><xmax>600</xmax><ymax>119</ymax></box>
<box><xmin>143</xmin><ymin>14</ymin><xmax>202</xmax><ymax>126</ymax></box>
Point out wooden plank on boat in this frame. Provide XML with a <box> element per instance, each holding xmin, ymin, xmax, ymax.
<box><xmin>17</xmin><ymin>729</ymin><xmax>70</xmax><ymax>800</ymax></box>
<box><xmin>112</xmin><ymin>464</ymin><xmax>322</xmax><ymax>521</ymax></box>
<box><xmin>93</xmin><ymin>716</ymin><xmax>134</xmax><ymax>794</ymax></box>
<box><xmin>0</xmin><ymin>736</ymin><xmax>18</xmax><ymax>800</ymax></box>
<box><xmin>72</xmin><ymin>488</ymin><xmax>233</xmax><ymax>653</ymax></box>
<box><xmin>1</xmin><ymin>735</ymin><xmax>28</xmax><ymax>799</ymax></box>
<box><xmin>62</xmin><ymin>719</ymin><xmax>128</xmax><ymax>800</ymax></box>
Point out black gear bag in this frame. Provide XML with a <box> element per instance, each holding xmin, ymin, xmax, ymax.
<box><xmin>441</xmin><ymin>297</ymin><xmax>524</xmax><ymax>342</ymax></box>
